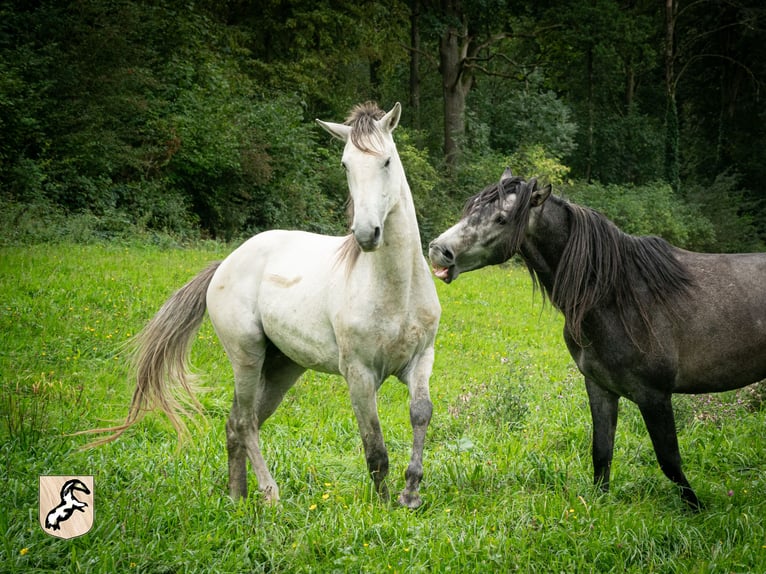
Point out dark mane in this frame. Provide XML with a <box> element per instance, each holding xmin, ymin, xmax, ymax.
<box><xmin>464</xmin><ymin>175</ymin><xmax>538</xmax><ymax>264</ymax></box>
<box><xmin>549</xmin><ymin>200</ymin><xmax>695</xmax><ymax>346</ymax></box>
<box><xmin>468</xmin><ymin>178</ymin><xmax>696</xmax><ymax>346</ymax></box>
<box><xmin>462</xmin><ymin>175</ymin><xmax>526</xmax><ymax>218</ymax></box>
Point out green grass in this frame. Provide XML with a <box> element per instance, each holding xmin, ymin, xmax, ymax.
<box><xmin>1</xmin><ymin>243</ymin><xmax>765</xmax><ymax>573</ymax></box>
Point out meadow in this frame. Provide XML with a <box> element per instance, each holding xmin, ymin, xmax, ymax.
<box><xmin>1</xmin><ymin>243</ymin><xmax>764</xmax><ymax>573</ymax></box>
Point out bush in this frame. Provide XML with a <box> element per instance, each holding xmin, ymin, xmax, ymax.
<box><xmin>469</xmin><ymin>69</ymin><xmax>578</xmax><ymax>160</ymax></box>
<box><xmin>684</xmin><ymin>171</ymin><xmax>765</xmax><ymax>253</ymax></box>
<box><xmin>397</xmin><ymin>128</ymin><xmax>460</xmax><ymax>248</ymax></box>
<box><xmin>0</xmin><ymin>197</ymin><xmax>197</xmax><ymax>247</ymax></box>
<box><xmin>566</xmin><ymin>180</ymin><xmax>714</xmax><ymax>249</ymax></box>
<box><xmin>454</xmin><ymin>144</ymin><xmax>571</xmax><ymax>202</ymax></box>
<box><xmin>587</xmin><ymin>106</ymin><xmax>665</xmax><ymax>186</ymax></box>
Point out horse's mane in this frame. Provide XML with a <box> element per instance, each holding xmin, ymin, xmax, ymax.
<box><xmin>334</xmin><ymin>102</ymin><xmax>387</xmax><ymax>272</ymax></box>
<box><xmin>345</xmin><ymin>101</ymin><xmax>386</xmax><ymax>155</ymax></box>
<box><xmin>553</xmin><ymin>199</ymin><xmax>695</xmax><ymax>346</ymax></box>
<box><xmin>469</xmin><ymin>177</ymin><xmax>695</xmax><ymax>346</ymax></box>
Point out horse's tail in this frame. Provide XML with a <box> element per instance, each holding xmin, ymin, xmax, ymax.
<box><xmin>81</xmin><ymin>262</ymin><xmax>221</xmax><ymax>447</ymax></box>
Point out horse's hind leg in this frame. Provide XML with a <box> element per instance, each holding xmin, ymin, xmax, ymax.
<box><xmin>226</xmin><ymin>356</ymin><xmax>266</xmax><ymax>501</ymax></box>
<box><xmin>227</xmin><ymin>345</ymin><xmax>305</xmax><ymax>503</ymax></box>
<box><xmin>226</xmin><ymin>383</ymin><xmax>252</xmax><ymax>500</ymax></box>
<box><xmin>637</xmin><ymin>396</ymin><xmax>701</xmax><ymax>510</ymax></box>
<box><xmin>585</xmin><ymin>378</ymin><xmax>620</xmax><ymax>492</ymax></box>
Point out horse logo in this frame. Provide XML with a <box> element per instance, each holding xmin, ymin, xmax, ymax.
<box><xmin>39</xmin><ymin>476</ymin><xmax>94</xmax><ymax>539</ymax></box>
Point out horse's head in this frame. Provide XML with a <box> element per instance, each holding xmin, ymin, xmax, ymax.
<box><xmin>317</xmin><ymin>102</ymin><xmax>404</xmax><ymax>252</ymax></box>
<box><xmin>429</xmin><ymin>168</ymin><xmax>551</xmax><ymax>283</ymax></box>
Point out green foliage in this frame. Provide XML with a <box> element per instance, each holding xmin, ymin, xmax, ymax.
<box><xmin>167</xmin><ymin>87</ymin><xmax>344</xmax><ymax>239</ymax></box>
<box><xmin>0</xmin><ymin>194</ymin><xmax>200</xmax><ymax>247</ymax></box>
<box><xmin>397</xmin><ymin>128</ymin><xmax>461</xmax><ymax>246</ymax></box>
<box><xmin>684</xmin><ymin>171</ymin><xmax>766</xmax><ymax>253</ymax></box>
<box><xmin>454</xmin><ymin>144</ymin><xmax>571</xmax><ymax>204</ymax></box>
<box><xmin>566</xmin><ymin>180</ymin><xmax>715</xmax><ymax>249</ymax></box>
<box><xmin>1</xmin><ymin>0</ymin><xmax>764</xmax><ymax>247</ymax></box>
<box><xmin>665</xmin><ymin>100</ymin><xmax>681</xmax><ymax>193</ymax></box>
<box><xmin>471</xmin><ymin>70</ymin><xmax>578</xmax><ymax>160</ymax></box>
<box><xmin>0</xmin><ymin>2</ymin><xmax>356</xmax><ymax>242</ymax></box>
<box><xmin>509</xmin><ymin>146</ymin><xmax>572</xmax><ymax>186</ymax></box>
<box><xmin>243</xmin><ymin>0</ymin><xmax>410</xmax><ymax>118</ymax></box>
<box><xmin>588</xmin><ymin>106</ymin><xmax>666</xmax><ymax>185</ymax></box>
<box><xmin>2</xmin><ymin>245</ymin><xmax>765</xmax><ymax>572</ymax></box>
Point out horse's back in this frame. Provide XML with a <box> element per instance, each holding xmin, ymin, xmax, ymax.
<box><xmin>673</xmin><ymin>249</ymin><xmax>766</xmax><ymax>392</ymax></box>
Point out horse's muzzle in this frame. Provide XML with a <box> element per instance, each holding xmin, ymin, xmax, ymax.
<box><xmin>353</xmin><ymin>225</ymin><xmax>382</xmax><ymax>252</ymax></box>
<box><xmin>428</xmin><ymin>242</ymin><xmax>457</xmax><ymax>283</ymax></box>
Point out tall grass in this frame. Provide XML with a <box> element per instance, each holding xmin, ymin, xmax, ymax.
<box><xmin>1</xmin><ymin>244</ymin><xmax>764</xmax><ymax>573</ymax></box>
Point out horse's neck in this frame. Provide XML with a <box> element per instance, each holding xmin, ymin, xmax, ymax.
<box><xmin>384</xmin><ymin>183</ymin><xmax>423</xmax><ymax>262</ymax></box>
<box><xmin>364</xmin><ymin>182</ymin><xmax>426</xmax><ymax>295</ymax></box>
<box><xmin>520</xmin><ymin>241</ymin><xmax>557</xmax><ymax>295</ymax></box>
<box><xmin>520</xmin><ymin>203</ymin><xmax>570</xmax><ymax>296</ymax></box>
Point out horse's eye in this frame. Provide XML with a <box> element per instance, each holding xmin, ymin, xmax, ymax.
<box><xmin>384</xmin><ymin>158</ymin><xmax>391</xmax><ymax>168</ymax></box>
<box><xmin>341</xmin><ymin>161</ymin><xmax>347</xmax><ymax>171</ymax></box>
<box><xmin>495</xmin><ymin>215</ymin><xmax>507</xmax><ymax>225</ymax></box>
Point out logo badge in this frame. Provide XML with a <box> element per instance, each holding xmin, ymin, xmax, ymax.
<box><xmin>39</xmin><ymin>476</ymin><xmax>94</xmax><ymax>539</ymax></box>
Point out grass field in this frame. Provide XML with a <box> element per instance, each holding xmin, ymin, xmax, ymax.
<box><xmin>1</xmin><ymin>243</ymin><xmax>765</xmax><ymax>573</ymax></box>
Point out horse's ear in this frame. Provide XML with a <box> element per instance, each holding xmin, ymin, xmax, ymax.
<box><xmin>315</xmin><ymin>119</ymin><xmax>351</xmax><ymax>142</ymax></box>
<box><xmin>380</xmin><ymin>102</ymin><xmax>402</xmax><ymax>133</ymax></box>
<box><xmin>531</xmin><ymin>183</ymin><xmax>552</xmax><ymax>207</ymax></box>
<box><xmin>500</xmin><ymin>167</ymin><xmax>513</xmax><ymax>181</ymax></box>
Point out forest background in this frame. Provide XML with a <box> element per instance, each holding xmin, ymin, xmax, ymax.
<box><xmin>1</xmin><ymin>0</ymin><xmax>765</xmax><ymax>252</ymax></box>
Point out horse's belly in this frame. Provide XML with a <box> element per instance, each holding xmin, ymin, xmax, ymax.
<box><xmin>675</xmin><ymin>342</ymin><xmax>766</xmax><ymax>393</ymax></box>
<box><xmin>259</xmin><ymin>284</ymin><xmax>341</xmax><ymax>374</ymax></box>
<box><xmin>264</xmin><ymin>330</ymin><xmax>340</xmax><ymax>374</ymax></box>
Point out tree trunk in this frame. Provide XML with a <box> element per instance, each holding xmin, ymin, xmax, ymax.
<box><xmin>439</xmin><ymin>24</ymin><xmax>472</xmax><ymax>172</ymax></box>
<box><xmin>625</xmin><ymin>61</ymin><xmax>635</xmax><ymax>109</ymax></box>
<box><xmin>664</xmin><ymin>0</ymin><xmax>680</xmax><ymax>192</ymax></box>
<box><xmin>409</xmin><ymin>0</ymin><xmax>421</xmax><ymax>130</ymax></box>
<box><xmin>585</xmin><ymin>44</ymin><xmax>594</xmax><ymax>182</ymax></box>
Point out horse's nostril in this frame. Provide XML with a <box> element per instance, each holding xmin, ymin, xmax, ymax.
<box><xmin>374</xmin><ymin>226</ymin><xmax>381</xmax><ymax>242</ymax></box>
<box><xmin>444</xmin><ymin>248</ymin><xmax>454</xmax><ymax>262</ymax></box>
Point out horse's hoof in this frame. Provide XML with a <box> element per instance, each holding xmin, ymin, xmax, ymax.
<box><xmin>376</xmin><ymin>482</ymin><xmax>390</xmax><ymax>502</ymax></box>
<box><xmin>261</xmin><ymin>484</ymin><xmax>280</xmax><ymax>505</ymax></box>
<box><xmin>229</xmin><ymin>492</ymin><xmax>246</xmax><ymax>503</ymax></box>
<box><xmin>397</xmin><ymin>491</ymin><xmax>423</xmax><ymax>510</ymax></box>
<box><xmin>683</xmin><ymin>495</ymin><xmax>703</xmax><ymax>512</ymax></box>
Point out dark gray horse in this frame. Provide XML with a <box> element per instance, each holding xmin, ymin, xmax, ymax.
<box><xmin>429</xmin><ymin>168</ymin><xmax>766</xmax><ymax>509</ymax></box>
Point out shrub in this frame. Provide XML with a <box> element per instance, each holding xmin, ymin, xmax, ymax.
<box><xmin>397</xmin><ymin>128</ymin><xmax>460</xmax><ymax>248</ymax></box>
<box><xmin>566</xmin><ymin>180</ymin><xmax>714</xmax><ymax>249</ymax></box>
<box><xmin>684</xmin><ymin>171</ymin><xmax>765</xmax><ymax>253</ymax></box>
<box><xmin>454</xmin><ymin>144</ymin><xmax>571</xmax><ymax>202</ymax></box>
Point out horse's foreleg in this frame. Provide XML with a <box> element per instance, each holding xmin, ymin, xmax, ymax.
<box><xmin>585</xmin><ymin>378</ymin><xmax>619</xmax><ymax>492</ymax></box>
<box><xmin>397</xmin><ymin>349</ymin><xmax>434</xmax><ymax>509</ymax></box>
<box><xmin>345</xmin><ymin>365</ymin><xmax>390</xmax><ymax>500</ymax></box>
<box><xmin>637</xmin><ymin>396</ymin><xmax>701</xmax><ymax>511</ymax></box>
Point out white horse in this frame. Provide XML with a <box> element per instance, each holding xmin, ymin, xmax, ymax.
<box><xmin>87</xmin><ymin>102</ymin><xmax>441</xmax><ymax>509</ymax></box>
